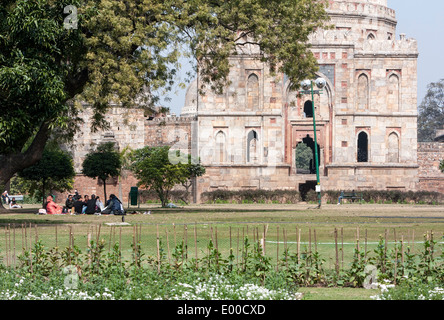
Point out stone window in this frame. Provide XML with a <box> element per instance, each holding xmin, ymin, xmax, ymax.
<box><xmin>357</xmin><ymin>132</ymin><xmax>369</xmax><ymax>163</ymax></box>
<box><xmin>387</xmin><ymin>132</ymin><xmax>400</xmax><ymax>163</ymax></box>
<box><xmin>247</xmin><ymin>73</ymin><xmax>259</xmax><ymax>110</ymax></box>
<box><xmin>387</xmin><ymin>74</ymin><xmax>400</xmax><ymax>112</ymax></box>
<box><xmin>247</xmin><ymin>130</ymin><xmax>259</xmax><ymax>163</ymax></box>
<box><xmin>357</xmin><ymin>73</ymin><xmax>369</xmax><ymax>110</ymax></box>
<box><xmin>215</xmin><ymin>131</ymin><xmax>226</xmax><ymax>163</ymax></box>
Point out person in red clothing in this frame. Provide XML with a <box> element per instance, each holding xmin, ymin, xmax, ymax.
<box><xmin>46</xmin><ymin>195</ymin><xmax>63</xmax><ymax>215</ymax></box>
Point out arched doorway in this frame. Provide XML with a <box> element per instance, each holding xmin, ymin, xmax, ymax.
<box><xmin>295</xmin><ymin>135</ymin><xmax>320</xmax><ymax>174</ymax></box>
<box><xmin>357</xmin><ymin>132</ymin><xmax>369</xmax><ymax>163</ymax></box>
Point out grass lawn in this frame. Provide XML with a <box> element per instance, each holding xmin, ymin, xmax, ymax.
<box><xmin>1</xmin><ymin>202</ymin><xmax>443</xmax><ymax>300</ymax></box>
<box><xmin>298</xmin><ymin>287</ymin><xmax>380</xmax><ymax>300</ymax></box>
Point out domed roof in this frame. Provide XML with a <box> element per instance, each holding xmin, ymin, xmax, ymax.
<box><xmin>180</xmin><ymin>78</ymin><xmax>198</xmax><ymax>117</ymax></box>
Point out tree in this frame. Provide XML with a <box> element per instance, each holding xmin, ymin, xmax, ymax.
<box><xmin>418</xmin><ymin>79</ymin><xmax>444</xmax><ymax>142</ymax></box>
<box><xmin>440</xmin><ymin>160</ymin><xmax>444</xmax><ymax>173</ymax></box>
<box><xmin>0</xmin><ymin>0</ymin><xmax>329</xmax><ymax>211</ymax></box>
<box><xmin>129</xmin><ymin>146</ymin><xmax>198</xmax><ymax>208</ymax></box>
<box><xmin>17</xmin><ymin>144</ymin><xmax>75</xmax><ymax>207</ymax></box>
<box><xmin>181</xmin><ymin>155</ymin><xmax>206</xmax><ymax>204</ymax></box>
<box><xmin>81</xmin><ymin>142</ymin><xmax>121</xmax><ymax>201</ymax></box>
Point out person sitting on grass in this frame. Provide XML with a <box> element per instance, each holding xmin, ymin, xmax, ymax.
<box><xmin>9</xmin><ymin>197</ymin><xmax>22</xmax><ymax>209</ymax></box>
<box><xmin>65</xmin><ymin>194</ymin><xmax>75</xmax><ymax>214</ymax></box>
<box><xmin>73</xmin><ymin>196</ymin><xmax>84</xmax><ymax>215</ymax></box>
<box><xmin>85</xmin><ymin>194</ymin><xmax>97</xmax><ymax>214</ymax></box>
<box><xmin>101</xmin><ymin>194</ymin><xmax>125</xmax><ymax>215</ymax></box>
<box><xmin>45</xmin><ymin>195</ymin><xmax>63</xmax><ymax>215</ymax></box>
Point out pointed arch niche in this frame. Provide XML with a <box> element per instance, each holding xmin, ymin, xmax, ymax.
<box><xmin>215</xmin><ymin>130</ymin><xmax>227</xmax><ymax>164</ymax></box>
<box><xmin>387</xmin><ymin>71</ymin><xmax>401</xmax><ymax>112</ymax></box>
<box><xmin>356</xmin><ymin>72</ymin><xmax>370</xmax><ymax>111</ymax></box>
<box><xmin>247</xmin><ymin>73</ymin><xmax>260</xmax><ymax>110</ymax></box>
<box><xmin>387</xmin><ymin>131</ymin><xmax>400</xmax><ymax>163</ymax></box>
<box><xmin>247</xmin><ymin>130</ymin><xmax>259</xmax><ymax>163</ymax></box>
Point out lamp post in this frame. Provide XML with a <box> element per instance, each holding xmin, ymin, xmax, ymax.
<box><xmin>300</xmin><ymin>78</ymin><xmax>326</xmax><ymax>208</ymax></box>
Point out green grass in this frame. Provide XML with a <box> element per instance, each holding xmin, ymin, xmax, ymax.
<box><xmin>298</xmin><ymin>287</ymin><xmax>379</xmax><ymax>300</ymax></box>
<box><xmin>1</xmin><ymin>202</ymin><xmax>444</xmax><ymax>300</ymax></box>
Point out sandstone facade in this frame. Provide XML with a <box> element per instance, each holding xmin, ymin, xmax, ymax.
<box><xmin>66</xmin><ymin>0</ymin><xmax>443</xmax><ymax>203</ymax></box>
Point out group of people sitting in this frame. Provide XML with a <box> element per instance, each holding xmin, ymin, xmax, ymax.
<box><xmin>43</xmin><ymin>191</ymin><xmax>125</xmax><ymax>216</ymax></box>
<box><xmin>2</xmin><ymin>191</ymin><xmax>23</xmax><ymax>209</ymax></box>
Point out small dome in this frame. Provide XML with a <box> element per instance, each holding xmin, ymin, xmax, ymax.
<box><xmin>180</xmin><ymin>79</ymin><xmax>198</xmax><ymax>117</ymax></box>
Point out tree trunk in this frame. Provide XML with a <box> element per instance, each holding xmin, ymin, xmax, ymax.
<box><xmin>41</xmin><ymin>179</ymin><xmax>47</xmax><ymax>208</ymax></box>
<box><xmin>0</xmin><ymin>122</ymin><xmax>50</xmax><ymax>214</ymax></box>
<box><xmin>102</xmin><ymin>178</ymin><xmax>107</xmax><ymax>203</ymax></box>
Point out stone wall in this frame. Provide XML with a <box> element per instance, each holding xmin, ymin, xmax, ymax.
<box><xmin>418</xmin><ymin>142</ymin><xmax>444</xmax><ymax>194</ymax></box>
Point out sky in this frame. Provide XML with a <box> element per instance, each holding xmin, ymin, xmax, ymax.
<box><xmin>164</xmin><ymin>0</ymin><xmax>444</xmax><ymax>115</ymax></box>
<box><xmin>390</xmin><ymin>0</ymin><xmax>444</xmax><ymax>105</ymax></box>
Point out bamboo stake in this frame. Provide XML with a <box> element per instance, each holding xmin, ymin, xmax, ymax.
<box><xmin>297</xmin><ymin>228</ymin><xmax>301</xmax><ymax>264</ymax></box>
<box><xmin>13</xmin><ymin>224</ymin><xmax>16</xmax><ymax>268</ymax></box>
<box><xmin>284</xmin><ymin>228</ymin><xmax>288</xmax><ymax>268</ymax></box>
<box><xmin>7</xmin><ymin>225</ymin><xmax>11</xmax><ymax>268</ymax></box>
<box><xmin>4</xmin><ymin>227</ymin><xmax>9</xmax><ymax>267</ymax></box>
<box><xmin>229</xmin><ymin>226</ymin><xmax>232</xmax><ymax>252</ymax></box>
<box><xmin>109</xmin><ymin>226</ymin><xmax>113</xmax><ymax>253</ymax></box>
<box><xmin>365</xmin><ymin>229</ymin><xmax>368</xmax><ymax>261</ymax></box>
<box><xmin>215</xmin><ymin>227</ymin><xmax>218</xmax><ymax>252</ymax></box>
<box><xmin>314</xmin><ymin>229</ymin><xmax>317</xmax><ymax>253</ymax></box>
<box><xmin>309</xmin><ymin>228</ymin><xmax>312</xmax><ymax>254</ymax></box>
<box><xmin>35</xmin><ymin>224</ymin><xmax>38</xmax><ymax>243</ymax></box>
<box><xmin>21</xmin><ymin>223</ymin><xmax>24</xmax><ymax>256</ymax></box>
<box><xmin>356</xmin><ymin>227</ymin><xmax>360</xmax><ymax>255</ymax></box>
<box><xmin>184</xmin><ymin>224</ymin><xmax>188</xmax><ymax>261</ymax></box>
<box><xmin>133</xmin><ymin>225</ymin><xmax>137</xmax><ymax>266</ymax></box>
<box><xmin>29</xmin><ymin>223</ymin><xmax>33</xmax><ymax>274</ymax></box>
<box><xmin>401</xmin><ymin>235</ymin><xmax>405</xmax><ymax>265</ymax></box>
<box><xmin>334</xmin><ymin>228</ymin><xmax>339</xmax><ymax>275</ymax></box>
<box><xmin>241</xmin><ymin>227</ymin><xmax>245</xmax><ymax>270</ymax></box>
<box><xmin>173</xmin><ymin>223</ymin><xmax>177</xmax><ymax>248</ymax></box>
<box><xmin>394</xmin><ymin>229</ymin><xmax>397</xmax><ymax>285</ymax></box>
<box><xmin>24</xmin><ymin>223</ymin><xmax>27</xmax><ymax>252</ymax></box>
<box><xmin>237</xmin><ymin>228</ymin><xmax>240</xmax><ymax>267</ymax></box>
<box><xmin>166</xmin><ymin>227</ymin><xmax>171</xmax><ymax>265</ymax></box>
<box><xmin>194</xmin><ymin>224</ymin><xmax>198</xmax><ymax>269</ymax></box>
<box><xmin>87</xmin><ymin>232</ymin><xmax>92</xmax><ymax>266</ymax></box>
<box><xmin>276</xmin><ymin>226</ymin><xmax>279</xmax><ymax>271</ymax></box>
<box><xmin>156</xmin><ymin>225</ymin><xmax>160</xmax><ymax>274</ymax></box>
<box><xmin>341</xmin><ymin>228</ymin><xmax>344</xmax><ymax>269</ymax></box>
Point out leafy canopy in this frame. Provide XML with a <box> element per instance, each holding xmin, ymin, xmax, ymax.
<box><xmin>81</xmin><ymin>142</ymin><xmax>122</xmax><ymax>183</ymax></box>
<box><xmin>17</xmin><ymin>143</ymin><xmax>75</xmax><ymax>204</ymax></box>
<box><xmin>0</xmin><ymin>0</ymin><xmax>329</xmax><ymax>194</ymax></box>
<box><xmin>418</xmin><ymin>79</ymin><xmax>444</xmax><ymax>142</ymax></box>
<box><xmin>129</xmin><ymin>146</ymin><xmax>205</xmax><ymax>207</ymax></box>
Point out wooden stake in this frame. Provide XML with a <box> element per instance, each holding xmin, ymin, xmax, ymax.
<box><xmin>334</xmin><ymin>228</ymin><xmax>339</xmax><ymax>275</ymax></box>
<box><xmin>156</xmin><ymin>225</ymin><xmax>160</xmax><ymax>274</ymax></box>
<box><xmin>341</xmin><ymin>228</ymin><xmax>344</xmax><ymax>269</ymax></box>
<box><xmin>308</xmin><ymin>228</ymin><xmax>312</xmax><ymax>254</ymax></box>
<box><xmin>166</xmin><ymin>227</ymin><xmax>171</xmax><ymax>265</ymax></box>
<box><xmin>173</xmin><ymin>223</ymin><xmax>177</xmax><ymax>248</ymax></box>
<box><xmin>184</xmin><ymin>224</ymin><xmax>188</xmax><ymax>261</ymax></box>
<box><xmin>194</xmin><ymin>223</ymin><xmax>198</xmax><ymax>268</ymax></box>
<box><xmin>297</xmin><ymin>228</ymin><xmax>301</xmax><ymax>264</ymax></box>
<box><xmin>276</xmin><ymin>226</ymin><xmax>279</xmax><ymax>271</ymax></box>
<box><xmin>4</xmin><ymin>227</ymin><xmax>9</xmax><ymax>267</ymax></box>
<box><xmin>314</xmin><ymin>229</ymin><xmax>317</xmax><ymax>253</ymax></box>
